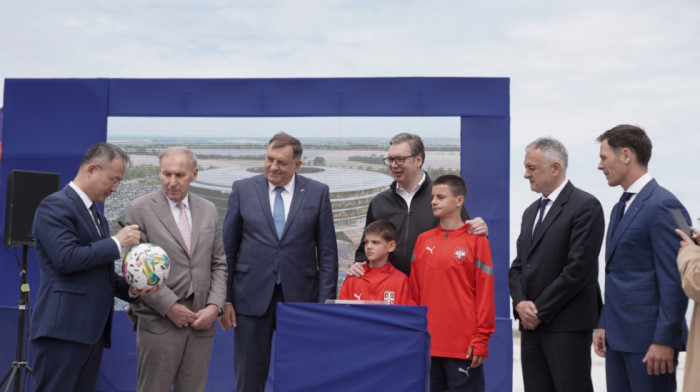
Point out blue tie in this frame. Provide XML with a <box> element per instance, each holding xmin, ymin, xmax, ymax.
<box><xmin>273</xmin><ymin>186</ymin><xmax>285</xmax><ymax>284</ymax></box>
<box><xmin>273</xmin><ymin>187</ymin><xmax>285</xmax><ymax>238</ymax></box>
<box><xmin>611</xmin><ymin>192</ymin><xmax>634</xmax><ymax>234</ymax></box>
<box><xmin>532</xmin><ymin>198</ymin><xmax>549</xmax><ymax>238</ymax></box>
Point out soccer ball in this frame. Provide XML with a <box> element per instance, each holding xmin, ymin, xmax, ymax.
<box><xmin>122</xmin><ymin>243</ymin><xmax>170</xmax><ymax>289</ymax></box>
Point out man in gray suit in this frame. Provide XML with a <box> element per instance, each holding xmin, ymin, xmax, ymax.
<box><xmin>125</xmin><ymin>147</ymin><xmax>228</xmax><ymax>392</ymax></box>
<box><xmin>219</xmin><ymin>132</ymin><xmax>338</xmax><ymax>392</ymax></box>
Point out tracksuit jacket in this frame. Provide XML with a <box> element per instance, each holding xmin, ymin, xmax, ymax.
<box><xmin>409</xmin><ymin>223</ymin><xmax>495</xmax><ymax>359</ymax></box>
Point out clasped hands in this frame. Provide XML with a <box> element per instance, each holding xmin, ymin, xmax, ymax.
<box><xmin>167</xmin><ymin>303</ymin><xmax>219</xmax><ymax>329</ymax></box>
<box><xmin>515</xmin><ymin>300</ymin><xmax>540</xmax><ymax>330</ymax></box>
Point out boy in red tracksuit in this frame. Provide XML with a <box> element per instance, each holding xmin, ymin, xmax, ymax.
<box><xmin>410</xmin><ymin>175</ymin><xmax>495</xmax><ymax>392</ymax></box>
<box><xmin>339</xmin><ymin>220</ymin><xmax>413</xmax><ymax>305</ymax></box>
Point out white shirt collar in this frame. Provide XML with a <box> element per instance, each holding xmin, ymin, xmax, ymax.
<box><xmin>268</xmin><ymin>175</ymin><xmax>296</xmax><ymax>194</ymax></box>
<box><xmin>543</xmin><ymin>178</ymin><xmax>568</xmax><ymax>204</ymax></box>
<box><xmin>166</xmin><ymin>192</ymin><xmax>190</xmax><ymax>210</ymax></box>
<box><xmin>396</xmin><ymin>172</ymin><xmax>426</xmax><ymax>195</ymax></box>
<box><xmin>626</xmin><ymin>172</ymin><xmax>652</xmax><ymax>194</ymax></box>
<box><xmin>69</xmin><ymin>181</ymin><xmax>94</xmax><ymax>210</ymax></box>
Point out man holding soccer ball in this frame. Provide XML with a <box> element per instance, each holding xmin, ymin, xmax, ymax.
<box><xmin>125</xmin><ymin>146</ymin><xmax>228</xmax><ymax>392</ymax></box>
<box><xmin>31</xmin><ymin>143</ymin><xmax>158</xmax><ymax>392</ymax></box>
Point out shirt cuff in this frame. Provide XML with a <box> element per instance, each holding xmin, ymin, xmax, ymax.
<box><xmin>111</xmin><ymin>236</ymin><xmax>122</xmax><ymax>257</ymax></box>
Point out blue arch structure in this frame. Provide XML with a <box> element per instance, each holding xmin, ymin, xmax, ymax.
<box><xmin>0</xmin><ymin>77</ymin><xmax>510</xmax><ymax>391</ymax></box>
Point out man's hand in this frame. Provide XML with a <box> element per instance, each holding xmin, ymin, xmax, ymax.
<box><xmin>514</xmin><ymin>301</ymin><xmax>540</xmax><ymax>330</ymax></box>
<box><xmin>466</xmin><ymin>346</ymin><xmax>487</xmax><ymax>368</ymax></box>
<box><xmin>115</xmin><ymin>224</ymin><xmax>141</xmax><ymax>247</ymax></box>
<box><xmin>642</xmin><ymin>343</ymin><xmax>675</xmax><ymax>375</ymax></box>
<box><xmin>191</xmin><ymin>304</ymin><xmax>219</xmax><ymax>330</ymax></box>
<box><xmin>346</xmin><ymin>262</ymin><xmax>366</xmax><ymax>278</ymax></box>
<box><xmin>218</xmin><ymin>303</ymin><xmax>237</xmax><ymax>330</ymax></box>
<box><xmin>166</xmin><ymin>303</ymin><xmax>198</xmax><ymax>328</ymax></box>
<box><xmin>129</xmin><ymin>285</ymin><xmax>161</xmax><ymax>296</ymax></box>
<box><xmin>466</xmin><ymin>217</ymin><xmax>488</xmax><ymax>236</ymax></box>
<box><xmin>593</xmin><ymin>329</ymin><xmax>606</xmax><ymax>358</ymax></box>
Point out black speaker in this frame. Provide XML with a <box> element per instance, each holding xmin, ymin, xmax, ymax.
<box><xmin>3</xmin><ymin>170</ymin><xmax>61</xmax><ymax>247</ymax></box>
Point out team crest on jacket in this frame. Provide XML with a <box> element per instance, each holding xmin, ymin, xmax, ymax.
<box><xmin>453</xmin><ymin>247</ymin><xmax>468</xmax><ymax>263</ymax></box>
<box><xmin>384</xmin><ymin>291</ymin><xmax>395</xmax><ymax>304</ymax></box>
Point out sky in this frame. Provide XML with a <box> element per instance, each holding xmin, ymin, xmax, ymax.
<box><xmin>2</xmin><ymin>0</ymin><xmax>700</xmax><ymax>288</ymax></box>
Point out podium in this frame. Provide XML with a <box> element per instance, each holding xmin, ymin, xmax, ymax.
<box><xmin>274</xmin><ymin>303</ymin><xmax>430</xmax><ymax>392</ymax></box>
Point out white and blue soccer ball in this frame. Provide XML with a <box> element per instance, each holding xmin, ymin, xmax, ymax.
<box><xmin>122</xmin><ymin>243</ymin><xmax>170</xmax><ymax>290</ymax></box>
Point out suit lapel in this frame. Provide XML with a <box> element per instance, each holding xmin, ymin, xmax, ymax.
<box><xmin>153</xmin><ymin>191</ymin><xmax>190</xmax><ymax>256</ymax></box>
<box><xmin>521</xmin><ymin>199</ymin><xmax>538</xmax><ymax>251</ymax></box>
<box><xmin>284</xmin><ymin>174</ymin><xmax>307</xmax><ymax>239</ymax></box>
<box><xmin>255</xmin><ymin>176</ymin><xmax>279</xmax><ymax>239</ymax></box>
<box><xmin>606</xmin><ymin>179</ymin><xmax>656</xmax><ymax>262</ymax></box>
<box><xmin>189</xmin><ymin>194</ymin><xmax>201</xmax><ymax>255</ymax></box>
<box><xmin>64</xmin><ymin>186</ymin><xmax>103</xmax><ymax>240</ymax></box>
<box><xmin>529</xmin><ymin>181</ymin><xmax>572</xmax><ymax>252</ymax></box>
<box><xmin>98</xmin><ymin>208</ymin><xmax>109</xmax><ymax>238</ymax></box>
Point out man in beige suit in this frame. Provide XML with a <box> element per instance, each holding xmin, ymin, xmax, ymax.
<box><xmin>126</xmin><ymin>146</ymin><xmax>228</xmax><ymax>392</ymax></box>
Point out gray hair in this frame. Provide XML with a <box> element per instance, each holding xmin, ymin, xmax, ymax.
<box><xmin>159</xmin><ymin>146</ymin><xmax>198</xmax><ymax>169</ymax></box>
<box><xmin>525</xmin><ymin>137</ymin><xmax>568</xmax><ymax>170</ymax></box>
<box><xmin>389</xmin><ymin>133</ymin><xmax>425</xmax><ymax>168</ymax></box>
<box><xmin>269</xmin><ymin>132</ymin><xmax>303</xmax><ymax>161</ymax></box>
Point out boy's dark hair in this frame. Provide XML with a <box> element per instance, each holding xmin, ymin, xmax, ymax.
<box><xmin>364</xmin><ymin>219</ymin><xmax>397</xmax><ymax>243</ymax></box>
<box><xmin>596</xmin><ymin>124</ymin><xmax>652</xmax><ymax>167</ymax></box>
<box><xmin>433</xmin><ymin>174</ymin><xmax>467</xmax><ymax>197</ymax></box>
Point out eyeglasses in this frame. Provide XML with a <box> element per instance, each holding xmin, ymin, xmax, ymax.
<box><xmin>382</xmin><ymin>155</ymin><xmax>416</xmax><ymax>166</ymax></box>
<box><xmin>96</xmin><ymin>165</ymin><xmax>122</xmax><ymax>187</ymax></box>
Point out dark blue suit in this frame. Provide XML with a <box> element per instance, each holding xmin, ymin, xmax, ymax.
<box><xmin>223</xmin><ymin>173</ymin><xmax>338</xmax><ymax>391</ymax></box>
<box><xmin>31</xmin><ymin>185</ymin><xmax>133</xmax><ymax>391</ymax></box>
<box><xmin>601</xmin><ymin>179</ymin><xmax>689</xmax><ymax>391</ymax></box>
<box><xmin>510</xmin><ymin>181</ymin><xmax>604</xmax><ymax>391</ymax></box>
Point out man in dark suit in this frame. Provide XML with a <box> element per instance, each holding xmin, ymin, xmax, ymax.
<box><xmin>31</xmin><ymin>143</ymin><xmax>155</xmax><ymax>391</ymax></box>
<box><xmin>593</xmin><ymin>125</ymin><xmax>689</xmax><ymax>392</ymax></box>
<box><xmin>509</xmin><ymin>137</ymin><xmax>605</xmax><ymax>392</ymax></box>
<box><xmin>218</xmin><ymin>132</ymin><xmax>338</xmax><ymax>392</ymax></box>
<box><xmin>125</xmin><ymin>147</ymin><xmax>228</xmax><ymax>392</ymax></box>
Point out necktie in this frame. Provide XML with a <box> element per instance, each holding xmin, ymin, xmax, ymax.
<box><xmin>532</xmin><ymin>198</ymin><xmax>550</xmax><ymax>238</ymax></box>
<box><xmin>89</xmin><ymin>203</ymin><xmax>104</xmax><ymax>238</ymax></box>
<box><xmin>611</xmin><ymin>192</ymin><xmax>634</xmax><ymax>234</ymax></box>
<box><xmin>273</xmin><ymin>187</ymin><xmax>286</xmax><ymax>284</ymax></box>
<box><xmin>177</xmin><ymin>202</ymin><xmax>195</xmax><ymax>298</ymax></box>
<box><xmin>273</xmin><ymin>187</ymin><xmax>286</xmax><ymax>238</ymax></box>
<box><xmin>177</xmin><ymin>202</ymin><xmax>192</xmax><ymax>253</ymax></box>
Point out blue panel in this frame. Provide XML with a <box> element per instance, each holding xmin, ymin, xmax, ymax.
<box><xmin>484</xmin><ymin>318</ymin><xmax>514</xmax><ymax>392</ymax></box>
<box><xmin>274</xmin><ymin>303</ymin><xmax>430</xmax><ymax>392</ymax></box>
<box><xmin>0</xmin><ymin>77</ymin><xmax>511</xmax><ymax>391</ymax></box>
<box><xmin>108</xmin><ymin>78</ymin><xmax>509</xmax><ymax>117</ymax></box>
<box><xmin>461</xmin><ymin>116</ymin><xmax>511</xmax><ymax>319</ymax></box>
<box><xmin>0</xmin><ymin>79</ymin><xmax>110</xmax><ymax>311</ymax></box>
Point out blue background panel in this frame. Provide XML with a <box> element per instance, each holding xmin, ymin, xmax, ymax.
<box><xmin>0</xmin><ymin>77</ymin><xmax>510</xmax><ymax>391</ymax></box>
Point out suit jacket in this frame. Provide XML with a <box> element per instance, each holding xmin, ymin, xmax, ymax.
<box><xmin>31</xmin><ymin>185</ymin><xmax>131</xmax><ymax>346</ymax></box>
<box><xmin>509</xmin><ymin>181</ymin><xmax>605</xmax><ymax>331</ymax></box>
<box><xmin>600</xmin><ymin>178</ymin><xmax>689</xmax><ymax>352</ymax></box>
<box><xmin>223</xmin><ymin>173</ymin><xmax>338</xmax><ymax>316</ymax></box>
<box><xmin>125</xmin><ymin>190</ymin><xmax>228</xmax><ymax>336</ymax></box>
